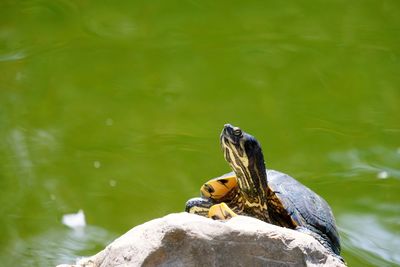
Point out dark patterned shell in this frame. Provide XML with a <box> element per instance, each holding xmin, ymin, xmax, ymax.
<box><xmin>267</xmin><ymin>169</ymin><xmax>341</xmax><ymax>255</ymax></box>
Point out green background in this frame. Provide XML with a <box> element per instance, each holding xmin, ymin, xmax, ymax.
<box><xmin>1</xmin><ymin>1</ymin><xmax>399</xmax><ymax>266</ymax></box>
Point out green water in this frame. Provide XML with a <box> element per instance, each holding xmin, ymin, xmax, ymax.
<box><xmin>1</xmin><ymin>1</ymin><xmax>399</xmax><ymax>266</ymax></box>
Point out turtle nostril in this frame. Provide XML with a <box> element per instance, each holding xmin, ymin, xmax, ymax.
<box><xmin>204</xmin><ymin>184</ymin><xmax>214</xmax><ymax>193</ymax></box>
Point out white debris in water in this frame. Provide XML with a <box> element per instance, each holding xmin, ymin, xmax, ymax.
<box><xmin>94</xmin><ymin>161</ymin><xmax>101</xmax><ymax>168</ymax></box>
<box><xmin>109</xmin><ymin>179</ymin><xmax>117</xmax><ymax>187</ymax></box>
<box><xmin>106</xmin><ymin>118</ymin><xmax>114</xmax><ymax>126</ymax></box>
<box><xmin>62</xmin><ymin>210</ymin><xmax>86</xmax><ymax>229</ymax></box>
<box><xmin>377</xmin><ymin>171</ymin><xmax>389</xmax><ymax>179</ymax></box>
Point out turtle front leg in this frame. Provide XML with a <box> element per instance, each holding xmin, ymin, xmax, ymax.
<box><xmin>208</xmin><ymin>203</ymin><xmax>237</xmax><ymax>220</ymax></box>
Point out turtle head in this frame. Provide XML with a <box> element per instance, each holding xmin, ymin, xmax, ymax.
<box><xmin>220</xmin><ymin>124</ymin><xmax>268</xmax><ymax>199</ymax></box>
<box><xmin>220</xmin><ymin>124</ymin><xmax>265</xmax><ymax>169</ymax></box>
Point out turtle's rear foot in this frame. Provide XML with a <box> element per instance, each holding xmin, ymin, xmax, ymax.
<box><xmin>295</xmin><ymin>226</ymin><xmax>345</xmax><ymax>264</ymax></box>
<box><xmin>209</xmin><ymin>203</ymin><xmax>237</xmax><ymax>220</ymax></box>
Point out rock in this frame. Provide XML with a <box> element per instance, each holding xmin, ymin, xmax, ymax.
<box><xmin>58</xmin><ymin>212</ymin><xmax>345</xmax><ymax>267</ymax></box>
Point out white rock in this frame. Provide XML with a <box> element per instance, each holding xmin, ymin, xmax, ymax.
<box><xmin>58</xmin><ymin>212</ymin><xmax>345</xmax><ymax>267</ymax></box>
<box><xmin>62</xmin><ymin>210</ymin><xmax>86</xmax><ymax>229</ymax></box>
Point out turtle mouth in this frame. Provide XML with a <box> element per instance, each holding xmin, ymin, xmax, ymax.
<box><xmin>221</xmin><ymin>124</ymin><xmax>243</xmax><ymax>145</ymax></box>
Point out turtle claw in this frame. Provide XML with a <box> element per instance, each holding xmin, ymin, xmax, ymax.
<box><xmin>208</xmin><ymin>203</ymin><xmax>237</xmax><ymax>220</ymax></box>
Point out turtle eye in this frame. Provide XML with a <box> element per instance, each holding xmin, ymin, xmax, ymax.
<box><xmin>233</xmin><ymin>127</ymin><xmax>242</xmax><ymax>137</ymax></box>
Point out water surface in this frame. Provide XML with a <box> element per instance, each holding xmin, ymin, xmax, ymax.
<box><xmin>0</xmin><ymin>1</ymin><xmax>399</xmax><ymax>266</ymax></box>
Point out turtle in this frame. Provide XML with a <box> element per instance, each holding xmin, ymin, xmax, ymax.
<box><xmin>185</xmin><ymin>124</ymin><xmax>342</xmax><ymax>258</ymax></box>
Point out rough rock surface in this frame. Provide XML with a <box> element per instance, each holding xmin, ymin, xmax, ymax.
<box><xmin>58</xmin><ymin>212</ymin><xmax>345</xmax><ymax>267</ymax></box>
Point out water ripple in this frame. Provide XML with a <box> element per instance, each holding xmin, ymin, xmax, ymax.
<box><xmin>0</xmin><ymin>225</ymin><xmax>114</xmax><ymax>267</ymax></box>
<box><xmin>339</xmin><ymin>214</ymin><xmax>400</xmax><ymax>266</ymax></box>
<box><xmin>329</xmin><ymin>147</ymin><xmax>400</xmax><ymax>180</ymax></box>
<box><xmin>83</xmin><ymin>8</ymin><xmax>136</xmax><ymax>40</ymax></box>
<box><xmin>0</xmin><ymin>51</ymin><xmax>27</xmax><ymax>62</ymax></box>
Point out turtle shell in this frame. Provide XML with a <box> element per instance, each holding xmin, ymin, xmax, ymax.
<box><xmin>267</xmin><ymin>169</ymin><xmax>341</xmax><ymax>255</ymax></box>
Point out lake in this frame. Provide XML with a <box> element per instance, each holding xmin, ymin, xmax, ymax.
<box><xmin>0</xmin><ymin>1</ymin><xmax>399</xmax><ymax>266</ymax></box>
